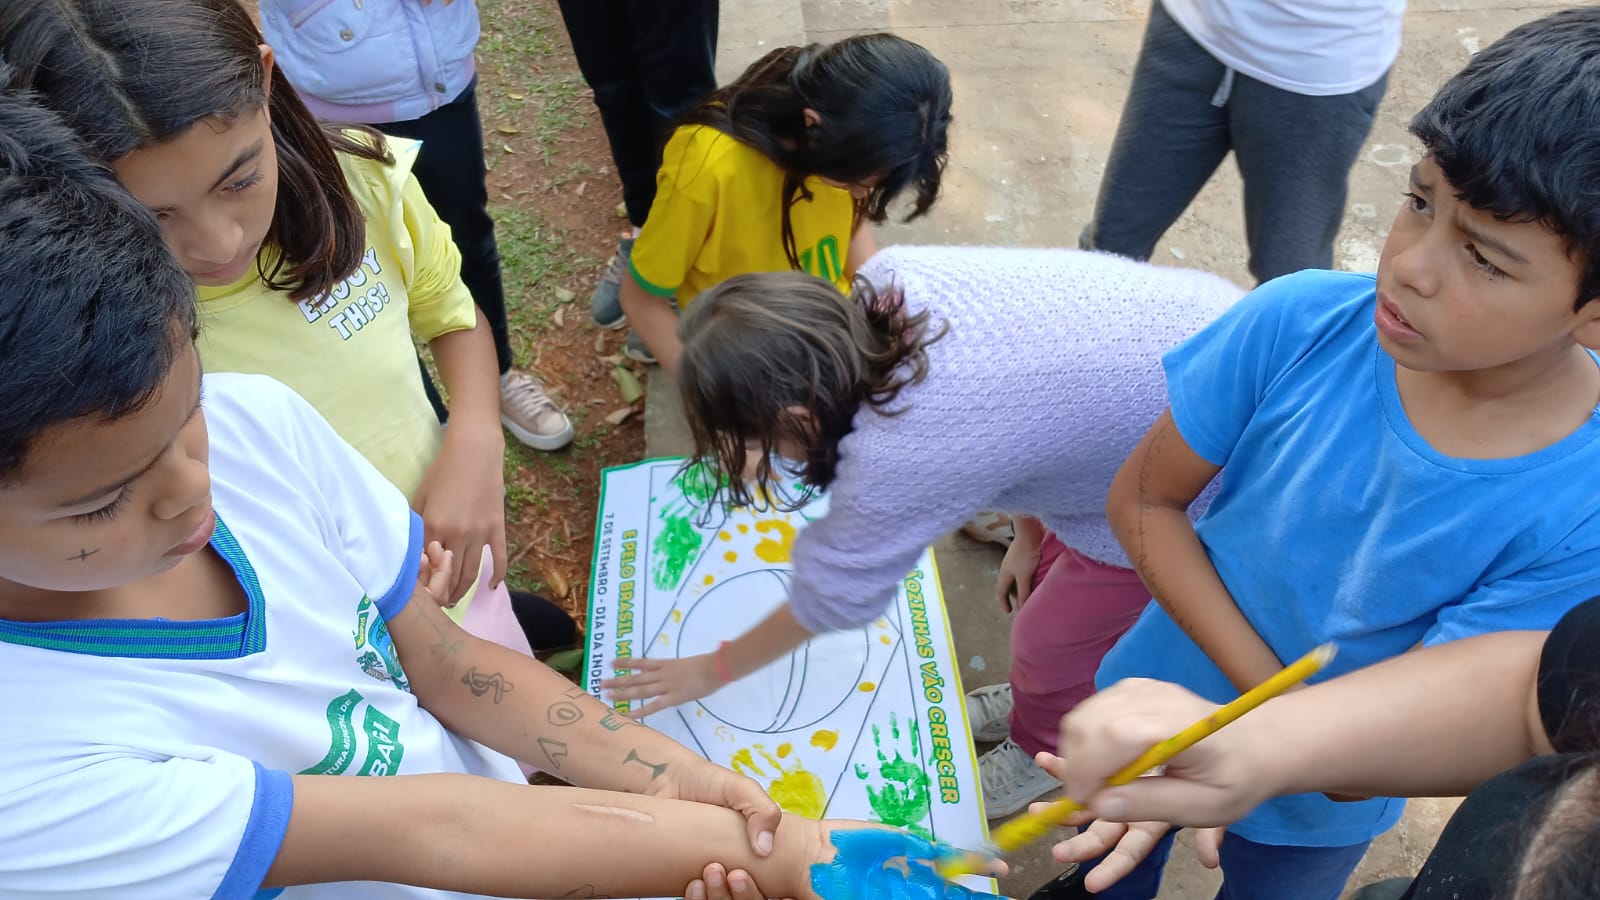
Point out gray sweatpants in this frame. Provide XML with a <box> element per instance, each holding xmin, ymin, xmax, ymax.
<box><xmin>1080</xmin><ymin>0</ymin><xmax>1389</xmax><ymax>283</ymax></box>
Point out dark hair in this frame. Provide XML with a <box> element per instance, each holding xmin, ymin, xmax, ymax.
<box><xmin>0</xmin><ymin>0</ymin><xmax>390</xmax><ymax>302</ymax></box>
<box><xmin>677</xmin><ymin>270</ymin><xmax>943</xmax><ymax>508</ymax></box>
<box><xmin>1509</xmin><ymin>756</ymin><xmax>1600</xmax><ymax>900</ymax></box>
<box><xmin>681</xmin><ymin>34</ymin><xmax>952</xmax><ymax>270</ymax></box>
<box><xmin>1410</xmin><ymin>6</ymin><xmax>1600</xmax><ymax>310</ymax></box>
<box><xmin>0</xmin><ymin>75</ymin><xmax>196</xmax><ymax>480</ymax></box>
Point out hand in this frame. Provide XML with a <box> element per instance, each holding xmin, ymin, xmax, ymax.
<box><xmin>1043</xmin><ymin>816</ymin><xmax>1224</xmax><ymax>892</ymax></box>
<box><xmin>602</xmin><ymin>653</ymin><xmax>724</xmax><ymax>719</ymax></box>
<box><xmin>685</xmin><ymin>864</ymin><xmax>789</xmax><ymax>900</ymax></box>
<box><xmin>810</xmin><ymin>823</ymin><xmax>1007</xmax><ymax>899</ymax></box>
<box><xmin>996</xmin><ymin>527</ymin><xmax>1042</xmax><ymax>612</ymax></box>
<box><xmin>412</xmin><ymin>541</ymin><xmax>456</xmax><ymax>607</ymax></box>
<box><xmin>1053</xmin><ymin>679</ymin><xmax>1276</xmax><ymax>827</ymax></box>
<box><xmin>641</xmin><ymin>757</ymin><xmax>782</xmax><ymax>857</ymax></box>
<box><xmin>412</xmin><ymin>429</ymin><xmax>508</xmax><ymax>604</ymax></box>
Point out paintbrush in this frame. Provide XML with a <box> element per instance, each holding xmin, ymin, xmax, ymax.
<box><xmin>938</xmin><ymin>643</ymin><xmax>1338</xmax><ymax>880</ymax></box>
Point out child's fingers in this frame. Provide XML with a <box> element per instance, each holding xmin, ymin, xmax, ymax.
<box><xmin>602</xmin><ymin>675</ymin><xmax>667</xmax><ymax>700</ymax></box>
<box><xmin>1081</xmin><ymin>823</ymin><xmax>1171</xmax><ymax>893</ymax></box>
<box><xmin>1192</xmin><ymin>826</ymin><xmax>1226</xmax><ymax>869</ymax></box>
<box><xmin>449</xmin><ymin>540</ymin><xmax>485</xmax><ymax>604</ymax></box>
<box><xmin>487</xmin><ymin>526</ymin><xmax>508</xmax><ymax>590</ymax></box>
<box><xmin>611</xmin><ymin>657</ymin><xmax>664</xmax><ymax>673</ymax></box>
<box><xmin>419</xmin><ymin>546</ymin><xmax>454</xmax><ymax>600</ymax></box>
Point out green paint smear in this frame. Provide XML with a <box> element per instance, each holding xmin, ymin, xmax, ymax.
<box><xmin>853</xmin><ymin>713</ymin><xmax>932</xmax><ymax>838</ymax></box>
<box><xmin>651</xmin><ymin>511</ymin><xmax>703</xmax><ymax>590</ymax></box>
<box><xmin>672</xmin><ymin>460</ymin><xmax>727</xmax><ymax>507</ymax></box>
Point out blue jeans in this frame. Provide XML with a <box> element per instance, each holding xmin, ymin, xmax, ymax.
<box><xmin>1087</xmin><ymin>828</ymin><xmax>1371</xmax><ymax>900</ymax></box>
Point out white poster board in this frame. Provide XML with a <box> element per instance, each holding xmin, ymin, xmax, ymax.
<box><xmin>583</xmin><ymin>459</ymin><xmax>992</xmax><ymax>888</ymax></box>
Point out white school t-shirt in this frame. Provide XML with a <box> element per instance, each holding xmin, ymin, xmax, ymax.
<box><xmin>1160</xmin><ymin>0</ymin><xmax>1405</xmax><ymax>96</ymax></box>
<box><xmin>0</xmin><ymin>373</ymin><xmax>523</xmax><ymax>900</ymax></box>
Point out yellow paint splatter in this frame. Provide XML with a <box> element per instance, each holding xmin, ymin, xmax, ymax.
<box><xmin>702</xmin><ymin>575</ymin><xmax>715</xmax><ymax>586</ymax></box>
<box><xmin>880</xmin><ymin>634</ymin><xmax>892</xmax><ymax>645</ymax></box>
<box><xmin>777</xmin><ymin>743</ymin><xmax>793</xmax><ymax>758</ymax></box>
<box><xmin>658</xmin><ymin>634</ymin><xmax>670</xmax><ymax>646</ymax></box>
<box><xmin>753</xmin><ymin>518</ymin><xmax>797</xmax><ymax>563</ymax></box>
<box><xmin>737</xmin><ymin>523</ymin><xmax>749</xmax><ymax>534</ymax></box>
<box><xmin>730</xmin><ymin>744</ymin><xmax>827</xmax><ymax>819</ymax></box>
<box><xmin>858</xmin><ymin>681</ymin><xmax>876</xmax><ymax>692</ymax></box>
<box><xmin>724</xmin><ymin>551</ymin><xmax>738</xmax><ymax>563</ymax></box>
<box><xmin>875</xmin><ymin>619</ymin><xmax>889</xmax><ymax>629</ymax></box>
<box><xmin>810</xmin><ymin>729</ymin><xmax>839</xmax><ymax>751</ymax></box>
<box><xmin>718</xmin><ymin>530</ymin><xmax>732</xmax><ymax>541</ymax></box>
<box><xmin>671</xmin><ymin>609</ymin><xmax>683</xmax><ymax>622</ymax></box>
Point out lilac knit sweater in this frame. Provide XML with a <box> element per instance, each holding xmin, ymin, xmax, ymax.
<box><xmin>786</xmin><ymin>245</ymin><xmax>1244</xmax><ymax>634</ymax></box>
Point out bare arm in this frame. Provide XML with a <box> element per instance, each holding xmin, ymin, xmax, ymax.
<box><xmin>265</xmin><ymin>777</ymin><xmax>823</xmax><ymax>898</ymax></box>
<box><xmin>1106</xmin><ymin>410</ymin><xmax>1283</xmax><ymax>690</ymax></box>
<box><xmin>845</xmin><ymin>222</ymin><xmax>879</xmax><ymax>281</ymax></box>
<box><xmin>1054</xmin><ymin>630</ymin><xmax>1552</xmax><ymax>829</ymax></box>
<box><xmin>604</xmin><ymin>603</ymin><xmax>815</xmax><ymax>719</ymax></box>
<box><xmin>388</xmin><ymin>577</ymin><xmax>716</xmax><ymax>792</ymax></box>
<box><xmin>418</xmin><ymin>309</ymin><xmax>509</xmax><ymax>600</ymax></box>
<box><xmin>620</xmin><ymin>270</ymin><xmax>684</xmax><ymax>375</ymax></box>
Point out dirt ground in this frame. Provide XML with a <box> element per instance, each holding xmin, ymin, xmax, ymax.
<box><xmin>471</xmin><ymin>0</ymin><xmax>649</xmax><ymax>633</ymax></box>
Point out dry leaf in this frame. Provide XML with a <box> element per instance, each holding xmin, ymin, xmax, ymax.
<box><xmin>614</xmin><ymin>201</ymin><xmax>628</xmax><ymax>218</ymax></box>
<box><xmin>508</xmin><ymin>92</ymin><xmax>525</xmax><ymax>100</ymax></box>
<box><xmin>604</xmin><ymin>407</ymin><xmax>636</xmax><ymax>426</ymax></box>
<box><xmin>495</xmin><ymin>125</ymin><xmax>521</xmax><ymax>135</ymax></box>
<box><xmin>501</xmin><ymin>143</ymin><xmax>516</xmax><ymax>154</ymax></box>
<box><xmin>552</xmin><ymin>306</ymin><xmax>566</xmax><ymax>328</ymax></box>
<box><xmin>575</xmin><ymin>181</ymin><xmax>588</xmax><ymax>196</ymax></box>
<box><xmin>553</xmin><ymin>287</ymin><xmax>576</xmax><ymax>303</ymax></box>
<box><xmin>611</xmin><ymin>367</ymin><xmax>644</xmax><ymax>403</ymax></box>
<box><xmin>593</xmin><ymin>332</ymin><xmax>607</xmax><ymax>353</ymax></box>
<box><xmin>546</xmin><ymin>568</ymin><xmax>570</xmax><ymax>599</ymax></box>
<box><xmin>500</xmin><ymin>192</ymin><xmax>513</xmax><ymax>201</ymax></box>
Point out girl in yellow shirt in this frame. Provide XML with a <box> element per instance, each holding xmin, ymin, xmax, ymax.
<box><xmin>616</xmin><ymin>33</ymin><xmax>954</xmax><ymax>372</ymax></box>
<box><xmin>3</xmin><ymin>0</ymin><xmax>573</xmax><ymax>662</ymax></box>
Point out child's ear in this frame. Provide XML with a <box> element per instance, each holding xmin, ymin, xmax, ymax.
<box><xmin>1572</xmin><ymin>296</ymin><xmax>1600</xmax><ymax>351</ymax></box>
<box><xmin>259</xmin><ymin>44</ymin><xmax>276</xmax><ymax>102</ymax></box>
<box><xmin>802</xmin><ymin>108</ymin><xmax>823</xmax><ymax>129</ymax></box>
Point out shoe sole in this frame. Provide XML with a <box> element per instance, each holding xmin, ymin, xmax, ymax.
<box><xmin>973</xmin><ymin>723</ymin><xmax>1012</xmax><ymax>743</ymax></box>
<box><xmin>592</xmin><ymin>312</ymin><xmax>628</xmax><ymax>331</ymax></box>
<box><xmin>501</xmin><ymin>414</ymin><xmax>576</xmax><ymax>451</ymax></box>
<box><xmin>623</xmin><ymin>348</ymin><xmax>657</xmax><ymax>366</ymax></box>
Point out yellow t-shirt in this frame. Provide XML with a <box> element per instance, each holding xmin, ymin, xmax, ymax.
<box><xmin>195</xmin><ymin>138</ymin><xmax>479</xmax><ymax>613</ymax></box>
<box><xmin>629</xmin><ymin>125</ymin><xmax>857</xmax><ymax>303</ymax></box>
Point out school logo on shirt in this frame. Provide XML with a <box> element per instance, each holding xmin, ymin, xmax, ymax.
<box><xmin>299</xmin><ymin>689</ymin><xmax>407</xmax><ymax>777</ymax></box>
<box><xmin>295</xmin><ymin>246</ymin><xmax>393</xmax><ymax>341</ymax></box>
<box><xmin>353</xmin><ymin>594</ymin><xmax>410</xmax><ymax>692</ymax></box>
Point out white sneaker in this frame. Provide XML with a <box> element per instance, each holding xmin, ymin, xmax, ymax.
<box><xmin>965</xmin><ymin>682</ymin><xmax>1014</xmax><ymax>743</ymax></box>
<box><xmin>499</xmin><ymin>370</ymin><xmax>575</xmax><ymax>451</ymax></box>
<box><xmin>979</xmin><ymin>738</ymin><xmax>1059</xmax><ymax>820</ymax></box>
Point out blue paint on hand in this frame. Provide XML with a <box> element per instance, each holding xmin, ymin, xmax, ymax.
<box><xmin>810</xmin><ymin>829</ymin><xmax>1005</xmax><ymax>900</ymax></box>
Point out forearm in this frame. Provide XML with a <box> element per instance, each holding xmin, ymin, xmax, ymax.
<box><xmin>394</xmin><ymin>597</ymin><xmax>710</xmax><ymax>790</ymax></box>
<box><xmin>268</xmin><ymin>776</ymin><xmax>821</xmax><ymax>898</ymax></box>
<box><xmin>720</xmin><ymin>604</ymin><xmax>815</xmax><ymax>682</ymax></box>
<box><xmin>1254</xmin><ymin>630</ymin><xmax>1548</xmax><ymax>799</ymax></box>
<box><xmin>428</xmin><ymin>310</ymin><xmax>505</xmax><ymax>446</ymax></box>
<box><xmin>1013</xmin><ymin>515</ymin><xmax>1045</xmax><ymax>548</ymax></box>
<box><xmin>1108</xmin><ymin>417</ymin><xmax>1281</xmax><ymax>691</ymax></box>
<box><xmin>620</xmin><ymin>273</ymin><xmax>684</xmax><ymax>374</ymax></box>
<box><xmin>845</xmin><ymin>222</ymin><xmax>879</xmax><ymax>280</ymax></box>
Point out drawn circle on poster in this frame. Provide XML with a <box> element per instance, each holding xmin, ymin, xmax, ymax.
<box><xmin>677</xmin><ymin>568</ymin><xmax>869</xmax><ymax>733</ymax></box>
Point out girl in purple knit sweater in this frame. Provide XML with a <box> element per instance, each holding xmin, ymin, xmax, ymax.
<box><xmin>604</xmin><ymin>244</ymin><xmax>1242</xmax><ymax>817</ymax></box>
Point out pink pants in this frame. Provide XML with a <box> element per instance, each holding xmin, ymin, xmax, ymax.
<box><xmin>457</xmin><ymin>548</ymin><xmax>539</xmax><ymax>778</ymax></box>
<box><xmin>1007</xmin><ymin>532</ymin><xmax>1151</xmax><ymax>757</ymax></box>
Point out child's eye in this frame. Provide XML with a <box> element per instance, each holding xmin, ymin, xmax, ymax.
<box><xmin>1466</xmin><ymin>244</ymin><xmax>1506</xmax><ymax>279</ymax></box>
<box><xmin>73</xmin><ymin>489</ymin><xmax>131</xmax><ymax>524</ymax></box>
<box><xmin>225</xmin><ymin>171</ymin><xmax>264</xmax><ymax>194</ymax></box>
<box><xmin>1401</xmin><ymin>191</ymin><xmax>1430</xmax><ymax>215</ymax></box>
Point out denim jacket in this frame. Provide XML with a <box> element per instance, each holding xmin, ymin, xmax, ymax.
<box><xmin>262</xmin><ymin>0</ymin><xmax>479</xmax><ymax>123</ymax></box>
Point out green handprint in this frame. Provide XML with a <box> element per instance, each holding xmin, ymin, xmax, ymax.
<box><xmin>852</xmin><ymin>712</ymin><xmax>933</xmax><ymax>838</ymax></box>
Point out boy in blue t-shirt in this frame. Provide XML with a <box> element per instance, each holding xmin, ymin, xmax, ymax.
<box><xmin>1073</xmin><ymin>8</ymin><xmax>1600</xmax><ymax>899</ymax></box>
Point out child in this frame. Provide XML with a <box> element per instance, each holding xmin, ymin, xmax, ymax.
<box><xmin>1041</xmin><ymin>598</ymin><xmax>1595</xmax><ymax>900</ymax></box>
<box><xmin>1082</xmin><ymin>8</ymin><xmax>1600</xmax><ymax>898</ymax></box>
<box><xmin>259</xmin><ymin>0</ymin><xmax>576</xmax><ymax>451</ymax></box>
<box><xmin>0</xmin><ymin>85</ymin><xmax>997</xmax><ymax>900</ymax></box>
<box><xmin>602</xmin><ymin>245</ymin><xmax>1243</xmax><ymax>818</ymax></box>
<box><xmin>616</xmin><ymin>33</ymin><xmax>952</xmax><ymax>369</ymax></box>
<box><xmin>1</xmin><ymin>0</ymin><xmax>572</xmax><ymax>660</ymax></box>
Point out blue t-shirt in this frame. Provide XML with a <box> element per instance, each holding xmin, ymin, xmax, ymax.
<box><xmin>1097</xmin><ymin>270</ymin><xmax>1600</xmax><ymax>847</ymax></box>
